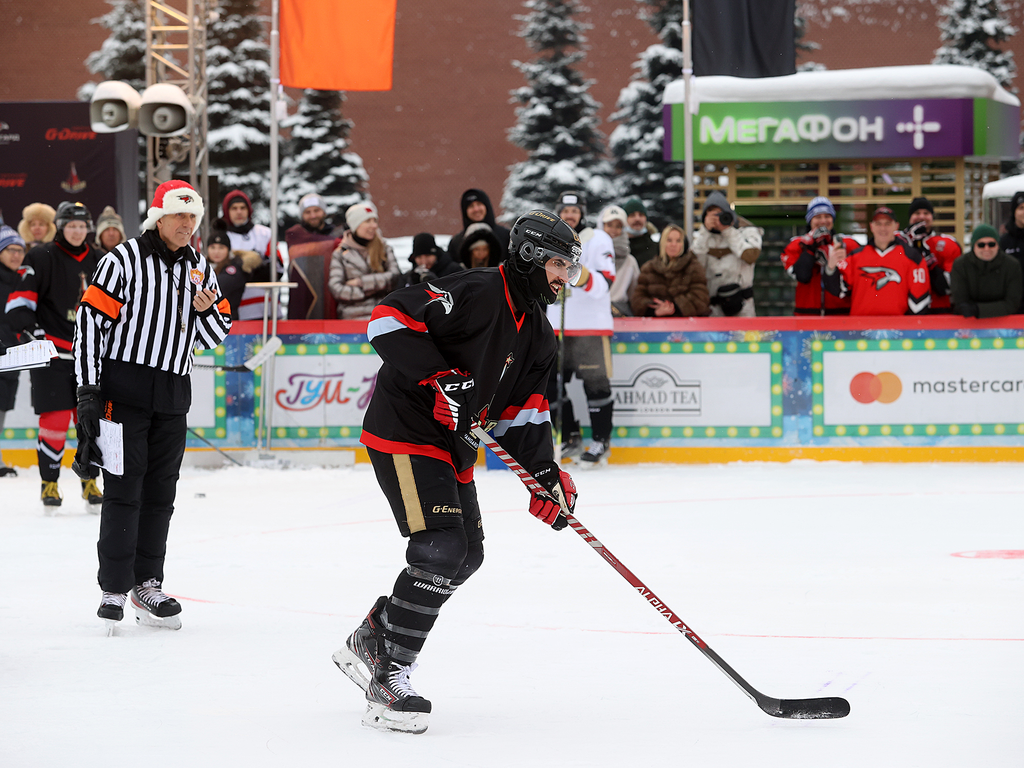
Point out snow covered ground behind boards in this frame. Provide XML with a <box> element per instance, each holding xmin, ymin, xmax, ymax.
<box><xmin>1</xmin><ymin>461</ymin><xmax>1022</xmax><ymax>767</ymax></box>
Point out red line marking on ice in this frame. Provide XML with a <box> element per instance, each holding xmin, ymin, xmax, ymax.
<box><xmin>952</xmin><ymin>550</ymin><xmax>1024</xmax><ymax>559</ymax></box>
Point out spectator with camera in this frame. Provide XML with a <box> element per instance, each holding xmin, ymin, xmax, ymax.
<box><xmin>950</xmin><ymin>223</ymin><xmax>1022</xmax><ymax>319</ymax></box>
<box><xmin>692</xmin><ymin>192</ymin><xmax>762</xmax><ymax>317</ymax></box>
<box><xmin>903</xmin><ymin>197</ymin><xmax>960</xmax><ymax>313</ymax></box>
<box><xmin>781</xmin><ymin>196</ymin><xmax>854</xmax><ymax>316</ymax></box>
<box><xmin>396</xmin><ymin>232</ymin><xmax>463</xmax><ymax>289</ymax></box>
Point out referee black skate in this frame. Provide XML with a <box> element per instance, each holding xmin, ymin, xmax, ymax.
<box><xmin>73</xmin><ymin>180</ymin><xmax>232</xmax><ymax>634</ymax></box>
<box><xmin>332</xmin><ymin>211</ymin><xmax>580</xmax><ymax>733</ymax></box>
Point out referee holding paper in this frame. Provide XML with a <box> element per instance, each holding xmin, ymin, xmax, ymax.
<box><xmin>74</xmin><ymin>180</ymin><xmax>232</xmax><ymax>631</ymax></box>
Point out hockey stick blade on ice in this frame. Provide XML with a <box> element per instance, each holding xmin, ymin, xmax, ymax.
<box><xmin>470</xmin><ymin>424</ymin><xmax>850</xmax><ymax>720</ymax></box>
<box><xmin>193</xmin><ymin>336</ymin><xmax>282</xmax><ymax>372</ymax></box>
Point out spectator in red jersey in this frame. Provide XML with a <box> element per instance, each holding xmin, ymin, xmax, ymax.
<box><xmin>903</xmin><ymin>197</ymin><xmax>960</xmax><ymax>314</ymax></box>
<box><xmin>823</xmin><ymin>206</ymin><xmax>931</xmax><ymax>316</ymax></box>
<box><xmin>780</xmin><ymin>196</ymin><xmax>854</xmax><ymax>316</ymax></box>
<box><xmin>950</xmin><ymin>223</ymin><xmax>1022</xmax><ymax>319</ymax></box>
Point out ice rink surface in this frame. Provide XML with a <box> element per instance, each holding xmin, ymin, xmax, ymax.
<box><xmin>1</xmin><ymin>460</ymin><xmax>1022</xmax><ymax>767</ymax></box>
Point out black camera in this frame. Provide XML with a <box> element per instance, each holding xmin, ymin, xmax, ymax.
<box><xmin>717</xmin><ymin>209</ymin><xmax>734</xmax><ymax>227</ymax></box>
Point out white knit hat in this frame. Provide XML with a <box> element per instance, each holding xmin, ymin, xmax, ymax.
<box><xmin>345</xmin><ymin>201</ymin><xmax>378</xmax><ymax>232</ymax></box>
<box><xmin>299</xmin><ymin>193</ymin><xmax>324</xmax><ymax>214</ymax></box>
<box><xmin>142</xmin><ymin>180</ymin><xmax>205</xmax><ymax>234</ymax></box>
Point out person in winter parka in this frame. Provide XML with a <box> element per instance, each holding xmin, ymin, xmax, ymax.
<box><xmin>396</xmin><ymin>232</ymin><xmax>463</xmax><ymax>290</ymax></box>
<box><xmin>328</xmin><ymin>202</ymin><xmax>400</xmax><ymax>319</ymax></box>
<box><xmin>631</xmin><ymin>224</ymin><xmax>709</xmax><ymax>317</ymax></box>
<box><xmin>952</xmin><ymin>223</ymin><xmax>1023</xmax><ymax>318</ymax></box>
<box><xmin>998</xmin><ymin>190</ymin><xmax>1024</xmax><ymax>312</ymax></box>
<box><xmin>446</xmin><ymin>188</ymin><xmax>511</xmax><ymax>261</ymax></box>
<box><xmin>691</xmin><ymin>192</ymin><xmax>762</xmax><ymax>317</ymax></box>
<box><xmin>457</xmin><ymin>222</ymin><xmax>504</xmax><ymax>269</ymax></box>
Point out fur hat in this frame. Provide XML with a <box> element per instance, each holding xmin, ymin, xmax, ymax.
<box><xmin>0</xmin><ymin>224</ymin><xmax>26</xmax><ymax>253</ymax></box>
<box><xmin>142</xmin><ymin>180</ymin><xmax>205</xmax><ymax>234</ymax></box>
<box><xmin>94</xmin><ymin>205</ymin><xmax>126</xmax><ymax>244</ymax></box>
<box><xmin>345</xmin><ymin>201</ymin><xmax>378</xmax><ymax>232</ymax></box>
<box><xmin>18</xmin><ymin>202</ymin><xmax>57</xmax><ymax>244</ymax></box>
<box><xmin>299</xmin><ymin>193</ymin><xmax>324</xmax><ymax>215</ymax></box>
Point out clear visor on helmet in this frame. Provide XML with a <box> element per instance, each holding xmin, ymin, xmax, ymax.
<box><xmin>536</xmin><ymin>247</ymin><xmax>582</xmax><ymax>283</ymax></box>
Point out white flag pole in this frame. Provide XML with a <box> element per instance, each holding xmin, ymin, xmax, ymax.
<box><xmin>682</xmin><ymin>0</ymin><xmax>694</xmax><ymax>243</ymax></box>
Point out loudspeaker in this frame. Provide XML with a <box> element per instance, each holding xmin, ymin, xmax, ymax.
<box><xmin>138</xmin><ymin>84</ymin><xmax>195</xmax><ymax>137</ymax></box>
<box><xmin>89</xmin><ymin>80</ymin><xmax>142</xmax><ymax>133</ymax></box>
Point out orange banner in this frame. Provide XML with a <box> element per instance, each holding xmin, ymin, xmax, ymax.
<box><xmin>279</xmin><ymin>0</ymin><xmax>396</xmax><ymax>91</ymax></box>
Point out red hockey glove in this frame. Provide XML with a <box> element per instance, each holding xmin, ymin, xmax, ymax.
<box><xmin>529</xmin><ymin>462</ymin><xmax>576</xmax><ymax>531</ymax></box>
<box><xmin>420</xmin><ymin>369</ymin><xmax>475</xmax><ymax>433</ymax></box>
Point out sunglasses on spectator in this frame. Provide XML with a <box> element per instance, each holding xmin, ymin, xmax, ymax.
<box><xmin>975</xmin><ymin>240</ymin><xmax>998</xmax><ymax>248</ymax></box>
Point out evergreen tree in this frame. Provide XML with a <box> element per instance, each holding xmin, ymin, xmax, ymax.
<box><xmin>76</xmin><ymin>0</ymin><xmax>147</xmax><ymax>101</ymax></box>
<box><xmin>608</xmin><ymin>2</ymin><xmax>686</xmax><ymax>227</ymax></box>
<box><xmin>501</xmin><ymin>0</ymin><xmax>614</xmax><ymax>223</ymax></box>
<box><xmin>933</xmin><ymin>0</ymin><xmax>1017</xmax><ymax>91</ymax></box>
<box><xmin>279</xmin><ymin>90</ymin><xmax>369</xmax><ymax>226</ymax></box>
<box><xmin>206</xmin><ymin>0</ymin><xmax>274</xmax><ymax>220</ymax></box>
<box><xmin>795</xmin><ymin>9</ymin><xmax>826</xmax><ymax>72</ymax></box>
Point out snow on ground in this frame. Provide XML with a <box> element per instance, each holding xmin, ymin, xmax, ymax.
<box><xmin>1</xmin><ymin>460</ymin><xmax>1023</xmax><ymax>767</ymax></box>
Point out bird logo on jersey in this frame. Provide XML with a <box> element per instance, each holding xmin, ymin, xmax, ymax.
<box><xmin>859</xmin><ymin>266</ymin><xmax>902</xmax><ymax>290</ymax></box>
<box><xmin>424</xmin><ymin>283</ymin><xmax>453</xmax><ymax>314</ymax></box>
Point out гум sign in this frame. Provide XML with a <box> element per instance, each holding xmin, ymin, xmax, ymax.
<box><xmin>664</xmin><ymin>98</ymin><xmax>1018</xmax><ymax>161</ymax></box>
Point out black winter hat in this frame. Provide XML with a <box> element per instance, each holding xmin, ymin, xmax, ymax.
<box><xmin>1011</xmin><ymin>190</ymin><xmax>1024</xmax><ymax>212</ymax></box>
<box><xmin>908</xmin><ymin>197</ymin><xmax>934</xmax><ymax>216</ymax></box>
<box><xmin>410</xmin><ymin>232</ymin><xmax>440</xmax><ymax>261</ymax></box>
<box><xmin>207</xmin><ymin>229</ymin><xmax>231</xmax><ymax>249</ymax></box>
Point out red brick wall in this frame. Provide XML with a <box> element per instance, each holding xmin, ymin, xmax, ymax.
<box><xmin>4</xmin><ymin>0</ymin><xmax>1024</xmax><ymax>236</ymax></box>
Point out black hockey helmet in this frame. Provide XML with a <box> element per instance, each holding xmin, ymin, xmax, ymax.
<box><xmin>508</xmin><ymin>210</ymin><xmax>582</xmax><ymax>282</ymax></box>
<box><xmin>55</xmin><ymin>201</ymin><xmax>94</xmax><ymax>232</ymax></box>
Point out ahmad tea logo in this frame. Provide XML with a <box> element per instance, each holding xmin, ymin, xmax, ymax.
<box><xmin>612</xmin><ymin>365</ymin><xmax>701</xmax><ymax>416</ymax></box>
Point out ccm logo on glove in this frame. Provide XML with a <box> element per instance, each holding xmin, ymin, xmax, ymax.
<box><xmin>420</xmin><ymin>369</ymin><xmax>475</xmax><ymax>432</ymax></box>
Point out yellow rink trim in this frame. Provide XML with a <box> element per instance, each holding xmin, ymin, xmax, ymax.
<box><xmin>5</xmin><ymin>445</ymin><xmax>1023</xmax><ymax>469</ymax></box>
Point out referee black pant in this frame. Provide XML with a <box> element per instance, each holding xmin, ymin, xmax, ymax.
<box><xmin>97</xmin><ymin>402</ymin><xmax>187</xmax><ymax>594</ymax></box>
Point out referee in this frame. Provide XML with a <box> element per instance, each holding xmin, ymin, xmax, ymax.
<box><xmin>73</xmin><ymin>180</ymin><xmax>233</xmax><ymax>630</ymax></box>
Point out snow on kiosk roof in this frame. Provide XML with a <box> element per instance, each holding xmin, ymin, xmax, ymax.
<box><xmin>665</xmin><ymin>65</ymin><xmax>1020</xmax><ymax>107</ymax></box>
<box><xmin>662</xmin><ymin>65</ymin><xmax>1020</xmax><ymax>163</ymax></box>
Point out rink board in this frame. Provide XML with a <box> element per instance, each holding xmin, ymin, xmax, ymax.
<box><xmin>3</xmin><ymin>316</ymin><xmax>1024</xmax><ymax>462</ymax></box>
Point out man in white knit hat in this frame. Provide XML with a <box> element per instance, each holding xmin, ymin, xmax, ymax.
<box><xmin>74</xmin><ymin>179</ymin><xmax>232</xmax><ymax>634</ymax></box>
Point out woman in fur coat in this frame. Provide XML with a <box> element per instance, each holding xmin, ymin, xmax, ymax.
<box><xmin>631</xmin><ymin>224</ymin><xmax>710</xmax><ymax>317</ymax></box>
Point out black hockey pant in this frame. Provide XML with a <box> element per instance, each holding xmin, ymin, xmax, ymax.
<box><xmin>367</xmin><ymin>447</ymin><xmax>485</xmax><ymax>663</ymax></box>
<box><xmin>97</xmin><ymin>402</ymin><xmax>186</xmax><ymax>593</ymax></box>
<box><xmin>548</xmin><ymin>335</ymin><xmax>614</xmax><ymax>443</ymax></box>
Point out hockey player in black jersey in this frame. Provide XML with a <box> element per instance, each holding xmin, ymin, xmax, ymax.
<box><xmin>333</xmin><ymin>211</ymin><xmax>582</xmax><ymax>734</ymax></box>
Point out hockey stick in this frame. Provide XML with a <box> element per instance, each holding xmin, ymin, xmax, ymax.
<box><xmin>471</xmin><ymin>423</ymin><xmax>850</xmax><ymax>720</ymax></box>
<box><xmin>187</xmin><ymin>427</ymin><xmax>244</xmax><ymax>467</ymax></box>
<box><xmin>193</xmin><ymin>336</ymin><xmax>282</xmax><ymax>372</ymax></box>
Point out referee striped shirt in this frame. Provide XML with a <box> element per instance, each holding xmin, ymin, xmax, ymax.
<box><xmin>74</xmin><ymin>231</ymin><xmax>232</xmax><ymax>387</ymax></box>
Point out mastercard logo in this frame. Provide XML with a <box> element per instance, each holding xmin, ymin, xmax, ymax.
<box><xmin>850</xmin><ymin>371</ymin><xmax>902</xmax><ymax>404</ymax></box>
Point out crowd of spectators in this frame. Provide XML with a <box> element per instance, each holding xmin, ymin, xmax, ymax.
<box><xmin>3</xmin><ymin>183</ymin><xmax>1024</xmax><ymax>483</ymax></box>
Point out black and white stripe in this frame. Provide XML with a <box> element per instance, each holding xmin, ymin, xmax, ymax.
<box><xmin>74</xmin><ymin>237</ymin><xmax>232</xmax><ymax>387</ymax></box>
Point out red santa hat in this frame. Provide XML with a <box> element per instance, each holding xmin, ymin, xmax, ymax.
<box><xmin>142</xmin><ymin>180</ymin><xmax>205</xmax><ymax>234</ymax></box>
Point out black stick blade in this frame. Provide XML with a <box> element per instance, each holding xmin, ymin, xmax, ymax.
<box><xmin>761</xmin><ymin>696</ymin><xmax>851</xmax><ymax>719</ymax></box>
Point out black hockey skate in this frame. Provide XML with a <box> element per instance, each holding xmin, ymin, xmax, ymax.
<box><xmin>98</xmin><ymin>591</ymin><xmax>126</xmax><ymax>637</ymax></box>
<box><xmin>130</xmin><ymin>578</ymin><xmax>182</xmax><ymax>630</ymax></box>
<box><xmin>332</xmin><ymin>596</ymin><xmax>387</xmax><ymax>692</ymax></box>
<box><xmin>578</xmin><ymin>439</ymin><xmax>610</xmax><ymax>468</ymax></box>
<box><xmin>559</xmin><ymin>432</ymin><xmax>583</xmax><ymax>461</ymax></box>
<box><xmin>363</xmin><ymin>656</ymin><xmax>431</xmax><ymax>734</ymax></box>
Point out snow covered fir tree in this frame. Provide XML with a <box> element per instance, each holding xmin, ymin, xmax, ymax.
<box><xmin>933</xmin><ymin>0</ymin><xmax>1018</xmax><ymax>91</ymax></box>
<box><xmin>278</xmin><ymin>89</ymin><xmax>369</xmax><ymax>227</ymax></box>
<box><xmin>501</xmin><ymin>0</ymin><xmax>614</xmax><ymax>222</ymax></box>
<box><xmin>608</xmin><ymin>1</ymin><xmax>686</xmax><ymax>227</ymax></box>
<box><xmin>76</xmin><ymin>0</ymin><xmax>146</xmax><ymax>101</ymax></box>
<box><xmin>206</xmin><ymin>0</ymin><xmax>274</xmax><ymax>219</ymax></box>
